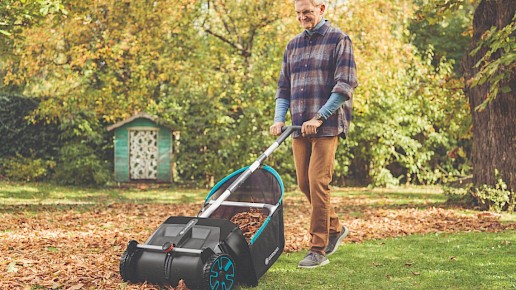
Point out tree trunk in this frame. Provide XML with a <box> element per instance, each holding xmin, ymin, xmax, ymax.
<box><xmin>463</xmin><ymin>1</ymin><xmax>516</xmax><ymax>195</ymax></box>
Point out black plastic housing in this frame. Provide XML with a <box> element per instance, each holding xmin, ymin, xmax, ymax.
<box><xmin>121</xmin><ymin>167</ymin><xmax>286</xmax><ymax>289</ymax></box>
<box><xmin>120</xmin><ymin>216</ymin><xmax>258</xmax><ymax>289</ymax></box>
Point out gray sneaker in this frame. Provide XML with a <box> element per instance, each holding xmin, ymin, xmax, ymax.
<box><xmin>325</xmin><ymin>226</ymin><xmax>349</xmax><ymax>256</ymax></box>
<box><xmin>298</xmin><ymin>251</ymin><xmax>329</xmax><ymax>268</ymax></box>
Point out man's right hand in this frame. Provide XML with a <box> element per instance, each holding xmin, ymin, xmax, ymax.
<box><xmin>269</xmin><ymin>122</ymin><xmax>284</xmax><ymax>136</ymax></box>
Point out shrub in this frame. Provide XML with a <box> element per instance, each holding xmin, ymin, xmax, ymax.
<box><xmin>473</xmin><ymin>170</ymin><xmax>515</xmax><ymax>212</ymax></box>
<box><xmin>53</xmin><ymin>142</ymin><xmax>111</xmax><ymax>186</ymax></box>
<box><xmin>0</xmin><ymin>153</ymin><xmax>56</xmax><ymax>182</ymax></box>
<box><xmin>0</xmin><ymin>94</ymin><xmax>62</xmax><ymax>160</ymax></box>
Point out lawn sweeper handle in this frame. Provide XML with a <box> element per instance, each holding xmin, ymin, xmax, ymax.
<box><xmin>198</xmin><ymin>126</ymin><xmax>301</xmax><ymax>218</ymax></box>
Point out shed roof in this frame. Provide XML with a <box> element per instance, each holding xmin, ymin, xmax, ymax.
<box><xmin>106</xmin><ymin>112</ymin><xmax>173</xmax><ymax>131</ymax></box>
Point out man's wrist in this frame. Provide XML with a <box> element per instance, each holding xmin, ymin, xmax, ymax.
<box><xmin>313</xmin><ymin>112</ymin><xmax>324</xmax><ymax>124</ymax></box>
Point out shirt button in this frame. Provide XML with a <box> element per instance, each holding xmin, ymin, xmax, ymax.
<box><xmin>301</xmin><ymin>88</ymin><xmax>304</xmax><ymax>91</ymax></box>
<box><xmin>305</xmin><ymin>64</ymin><xmax>308</xmax><ymax>67</ymax></box>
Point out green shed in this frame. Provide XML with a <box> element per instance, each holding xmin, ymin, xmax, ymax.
<box><xmin>107</xmin><ymin>112</ymin><xmax>175</xmax><ymax>183</ymax></box>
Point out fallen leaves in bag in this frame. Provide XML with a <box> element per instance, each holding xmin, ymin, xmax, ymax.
<box><xmin>175</xmin><ymin>279</ymin><xmax>190</xmax><ymax>290</ymax></box>
<box><xmin>230</xmin><ymin>209</ymin><xmax>268</xmax><ymax>243</ymax></box>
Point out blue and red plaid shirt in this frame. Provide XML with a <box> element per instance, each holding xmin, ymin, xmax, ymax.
<box><xmin>275</xmin><ymin>20</ymin><xmax>358</xmax><ymax>138</ymax></box>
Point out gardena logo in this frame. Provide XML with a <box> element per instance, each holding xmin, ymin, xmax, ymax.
<box><xmin>265</xmin><ymin>247</ymin><xmax>280</xmax><ymax>265</ymax></box>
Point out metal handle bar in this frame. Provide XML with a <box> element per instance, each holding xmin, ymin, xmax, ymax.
<box><xmin>278</xmin><ymin>126</ymin><xmax>302</xmax><ymax>145</ymax></box>
<box><xmin>198</xmin><ymin>126</ymin><xmax>301</xmax><ymax>218</ymax></box>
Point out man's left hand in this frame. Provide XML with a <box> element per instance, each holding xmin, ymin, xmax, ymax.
<box><xmin>302</xmin><ymin>118</ymin><xmax>323</xmax><ymax>136</ymax></box>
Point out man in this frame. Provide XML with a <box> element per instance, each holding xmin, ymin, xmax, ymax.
<box><xmin>270</xmin><ymin>0</ymin><xmax>358</xmax><ymax>268</ymax></box>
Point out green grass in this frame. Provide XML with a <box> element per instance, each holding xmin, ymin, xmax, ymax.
<box><xmin>333</xmin><ymin>186</ymin><xmax>449</xmax><ymax>206</ymax></box>
<box><xmin>0</xmin><ymin>181</ymin><xmax>206</xmax><ymax>205</ymax></box>
<box><xmin>251</xmin><ymin>231</ymin><xmax>516</xmax><ymax>290</ymax></box>
<box><xmin>1</xmin><ymin>181</ymin><xmax>515</xmax><ymax>289</ymax></box>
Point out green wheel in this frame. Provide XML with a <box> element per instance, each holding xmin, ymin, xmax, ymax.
<box><xmin>202</xmin><ymin>253</ymin><xmax>236</xmax><ymax>290</ymax></box>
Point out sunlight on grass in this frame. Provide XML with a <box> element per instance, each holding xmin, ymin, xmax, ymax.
<box><xmin>247</xmin><ymin>231</ymin><xmax>516</xmax><ymax>290</ymax></box>
<box><xmin>1</xmin><ymin>181</ymin><xmax>515</xmax><ymax>289</ymax></box>
<box><xmin>0</xmin><ymin>181</ymin><xmax>207</xmax><ymax>205</ymax></box>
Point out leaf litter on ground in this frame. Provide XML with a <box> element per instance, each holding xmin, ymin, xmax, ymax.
<box><xmin>1</xmin><ymin>194</ymin><xmax>515</xmax><ymax>289</ymax></box>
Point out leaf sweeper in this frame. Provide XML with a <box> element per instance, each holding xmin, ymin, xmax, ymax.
<box><xmin>120</xmin><ymin>126</ymin><xmax>301</xmax><ymax>289</ymax></box>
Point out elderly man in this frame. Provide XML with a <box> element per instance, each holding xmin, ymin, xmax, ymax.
<box><xmin>270</xmin><ymin>0</ymin><xmax>358</xmax><ymax>268</ymax></box>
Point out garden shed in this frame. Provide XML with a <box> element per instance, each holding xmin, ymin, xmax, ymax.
<box><xmin>107</xmin><ymin>112</ymin><xmax>175</xmax><ymax>183</ymax></box>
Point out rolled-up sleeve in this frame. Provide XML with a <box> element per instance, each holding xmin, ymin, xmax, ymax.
<box><xmin>332</xmin><ymin>36</ymin><xmax>358</xmax><ymax>99</ymax></box>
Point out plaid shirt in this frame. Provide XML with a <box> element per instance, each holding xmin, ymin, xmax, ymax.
<box><xmin>275</xmin><ymin>20</ymin><xmax>358</xmax><ymax>138</ymax></box>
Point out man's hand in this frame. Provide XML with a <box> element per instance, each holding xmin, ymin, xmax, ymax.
<box><xmin>270</xmin><ymin>122</ymin><xmax>285</xmax><ymax>136</ymax></box>
<box><xmin>302</xmin><ymin>118</ymin><xmax>323</xmax><ymax>136</ymax></box>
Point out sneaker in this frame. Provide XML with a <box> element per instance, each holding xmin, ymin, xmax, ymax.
<box><xmin>298</xmin><ymin>251</ymin><xmax>329</xmax><ymax>268</ymax></box>
<box><xmin>325</xmin><ymin>226</ymin><xmax>349</xmax><ymax>256</ymax></box>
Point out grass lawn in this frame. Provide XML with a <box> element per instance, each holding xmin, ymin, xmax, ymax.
<box><xmin>0</xmin><ymin>181</ymin><xmax>205</xmax><ymax>205</ymax></box>
<box><xmin>252</xmin><ymin>231</ymin><xmax>516</xmax><ymax>290</ymax></box>
<box><xmin>1</xmin><ymin>181</ymin><xmax>515</xmax><ymax>289</ymax></box>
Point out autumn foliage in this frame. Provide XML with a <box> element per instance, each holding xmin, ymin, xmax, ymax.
<box><xmin>1</xmin><ymin>192</ymin><xmax>514</xmax><ymax>289</ymax></box>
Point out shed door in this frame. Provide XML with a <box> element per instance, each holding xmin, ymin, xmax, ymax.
<box><xmin>129</xmin><ymin>129</ymin><xmax>158</xmax><ymax>180</ymax></box>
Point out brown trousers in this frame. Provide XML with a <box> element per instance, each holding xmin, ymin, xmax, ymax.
<box><xmin>292</xmin><ymin>136</ymin><xmax>342</xmax><ymax>255</ymax></box>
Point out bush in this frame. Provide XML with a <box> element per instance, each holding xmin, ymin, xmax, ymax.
<box><xmin>0</xmin><ymin>153</ymin><xmax>56</xmax><ymax>181</ymax></box>
<box><xmin>442</xmin><ymin>181</ymin><xmax>476</xmax><ymax>207</ymax></box>
<box><xmin>53</xmin><ymin>142</ymin><xmax>111</xmax><ymax>186</ymax></box>
<box><xmin>472</xmin><ymin>170</ymin><xmax>515</xmax><ymax>212</ymax></box>
<box><xmin>0</xmin><ymin>94</ymin><xmax>62</xmax><ymax>160</ymax></box>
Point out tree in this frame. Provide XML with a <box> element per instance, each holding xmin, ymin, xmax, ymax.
<box><xmin>0</xmin><ymin>0</ymin><xmax>66</xmax><ymax>51</ymax></box>
<box><xmin>1</xmin><ymin>0</ymin><xmax>474</xmax><ymax>187</ymax></box>
<box><xmin>463</xmin><ymin>0</ymin><xmax>515</xmax><ymax>209</ymax></box>
<box><xmin>2</xmin><ymin>0</ymin><xmax>202</xmax><ymax>185</ymax></box>
<box><xmin>409</xmin><ymin>0</ymin><xmax>476</xmax><ymax>73</ymax></box>
<box><xmin>325</xmin><ymin>0</ymin><xmax>471</xmax><ymax>186</ymax></box>
<box><xmin>202</xmin><ymin>0</ymin><xmax>290</xmax><ymax>75</ymax></box>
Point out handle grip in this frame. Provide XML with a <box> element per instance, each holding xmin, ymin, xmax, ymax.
<box><xmin>282</xmin><ymin>125</ymin><xmax>302</xmax><ymax>132</ymax></box>
<box><xmin>277</xmin><ymin>126</ymin><xmax>302</xmax><ymax>145</ymax></box>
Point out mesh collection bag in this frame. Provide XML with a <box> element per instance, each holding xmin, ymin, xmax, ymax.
<box><xmin>202</xmin><ymin>165</ymin><xmax>285</xmax><ymax>279</ymax></box>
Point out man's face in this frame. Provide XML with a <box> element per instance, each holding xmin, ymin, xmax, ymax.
<box><xmin>294</xmin><ymin>0</ymin><xmax>325</xmax><ymax>30</ymax></box>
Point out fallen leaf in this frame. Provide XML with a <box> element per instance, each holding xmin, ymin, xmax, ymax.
<box><xmin>230</xmin><ymin>209</ymin><xmax>267</xmax><ymax>243</ymax></box>
<box><xmin>175</xmin><ymin>279</ymin><xmax>191</xmax><ymax>290</ymax></box>
<box><xmin>0</xmin><ymin>195</ymin><xmax>514</xmax><ymax>289</ymax></box>
<box><xmin>7</xmin><ymin>262</ymin><xmax>18</xmax><ymax>273</ymax></box>
<box><xmin>67</xmin><ymin>284</ymin><xmax>84</xmax><ymax>290</ymax></box>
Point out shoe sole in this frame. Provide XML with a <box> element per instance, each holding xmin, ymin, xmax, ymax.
<box><xmin>325</xmin><ymin>226</ymin><xmax>349</xmax><ymax>256</ymax></box>
<box><xmin>298</xmin><ymin>259</ymin><xmax>330</xmax><ymax>269</ymax></box>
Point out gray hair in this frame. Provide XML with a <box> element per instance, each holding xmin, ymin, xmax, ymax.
<box><xmin>294</xmin><ymin>0</ymin><xmax>326</xmax><ymax>5</ymax></box>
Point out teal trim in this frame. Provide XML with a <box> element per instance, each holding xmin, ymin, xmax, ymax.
<box><xmin>205</xmin><ymin>166</ymin><xmax>249</xmax><ymax>202</ymax></box>
<box><xmin>250</xmin><ymin>216</ymin><xmax>271</xmax><ymax>245</ymax></box>
<box><xmin>206</xmin><ymin>165</ymin><xmax>285</xmax><ymax>244</ymax></box>
<box><xmin>205</xmin><ymin>165</ymin><xmax>285</xmax><ymax>203</ymax></box>
<box><xmin>262</xmin><ymin>165</ymin><xmax>285</xmax><ymax>204</ymax></box>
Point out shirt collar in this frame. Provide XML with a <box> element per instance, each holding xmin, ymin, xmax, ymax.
<box><xmin>305</xmin><ymin>18</ymin><xmax>329</xmax><ymax>37</ymax></box>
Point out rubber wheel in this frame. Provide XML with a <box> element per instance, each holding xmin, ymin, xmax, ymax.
<box><xmin>120</xmin><ymin>240</ymin><xmax>139</xmax><ymax>282</ymax></box>
<box><xmin>202</xmin><ymin>253</ymin><xmax>236</xmax><ymax>290</ymax></box>
<box><xmin>119</xmin><ymin>249</ymin><xmax>133</xmax><ymax>282</ymax></box>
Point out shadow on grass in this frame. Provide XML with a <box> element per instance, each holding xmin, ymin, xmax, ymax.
<box><xmin>0</xmin><ymin>203</ymin><xmax>98</xmax><ymax>214</ymax></box>
<box><xmin>0</xmin><ymin>189</ymin><xmax>51</xmax><ymax>200</ymax></box>
<box><xmin>284</xmin><ymin>188</ymin><xmax>480</xmax><ymax>219</ymax></box>
<box><xmin>335</xmin><ymin>201</ymin><xmax>466</xmax><ymax>212</ymax></box>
